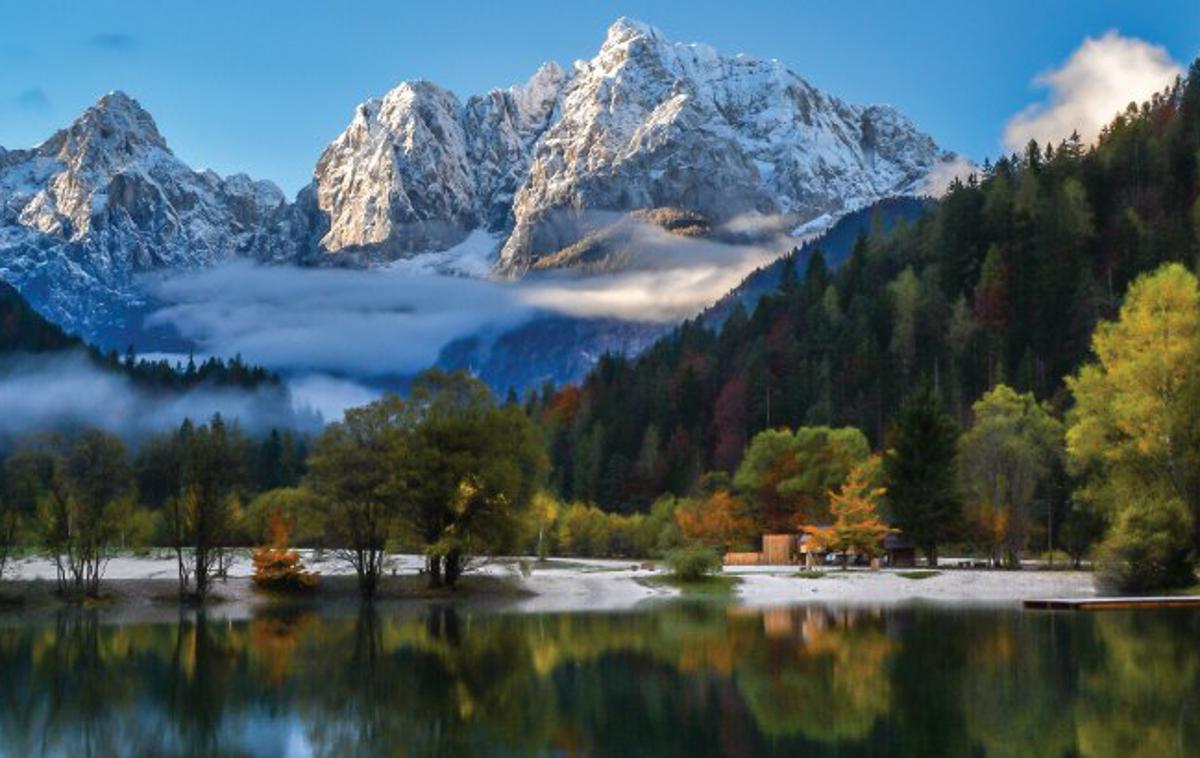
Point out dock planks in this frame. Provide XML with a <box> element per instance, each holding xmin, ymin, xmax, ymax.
<box><xmin>1024</xmin><ymin>596</ymin><xmax>1200</xmax><ymax>610</ymax></box>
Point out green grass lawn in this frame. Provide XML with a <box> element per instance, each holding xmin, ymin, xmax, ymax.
<box><xmin>895</xmin><ymin>570</ymin><xmax>941</xmax><ymax>580</ymax></box>
<box><xmin>637</xmin><ymin>574</ymin><xmax>741</xmax><ymax>595</ymax></box>
<box><xmin>793</xmin><ymin>571</ymin><xmax>827</xmax><ymax>579</ymax></box>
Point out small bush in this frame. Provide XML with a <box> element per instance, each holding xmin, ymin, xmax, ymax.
<box><xmin>252</xmin><ymin>511</ymin><xmax>318</xmax><ymax>593</ymax></box>
<box><xmin>1096</xmin><ymin>498</ymin><xmax>1196</xmax><ymax>593</ymax></box>
<box><xmin>665</xmin><ymin>546</ymin><xmax>722</xmax><ymax>581</ymax></box>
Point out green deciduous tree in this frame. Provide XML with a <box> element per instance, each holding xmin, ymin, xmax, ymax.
<box><xmin>0</xmin><ymin>498</ymin><xmax>19</xmax><ymax>582</ymax></box>
<box><xmin>34</xmin><ymin>429</ymin><xmax>137</xmax><ymax>597</ymax></box>
<box><xmin>400</xmin><ymin>371</ymin><xmax>548</xmax><ymax>588</ymax></box>
<box><xmin>165</xmin><ymin>416</ymin><xmax>250</xmax><ymax>600</ymax></box>
<box><xmin>306</xmin><ymin>370</ymin><xmax>547</xmax><ymax>594</ymax></box>
<box><xmin>958</xmin><ymin>385</ymin><xmax>1063</xmax><ymax>567</ymax></box>
<box><xmin>734</xmin><ymin>426</ymin><xmax>870</xmax><ymax>532</ymax></box>
<box><xmin>306</xmin><ymin>395</ymin><xmax>409</xmax><ymax>599</ymax></box>
<box><xmin>1067</xmin><ymin>263</ymin><xmax>1200</xmax><ymax>589</ymax></box>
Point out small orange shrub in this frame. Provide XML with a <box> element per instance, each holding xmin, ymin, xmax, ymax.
<box><xmin>252</xmin><ymin>511</ymin><xmax>318</xmax><ymax>592</ymax></box>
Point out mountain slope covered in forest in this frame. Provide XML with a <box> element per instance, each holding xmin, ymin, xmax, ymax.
<box><xmin>529</xmin><ymin>60</ymin><xmax>1200</xmax><ymax>512</ymax></box>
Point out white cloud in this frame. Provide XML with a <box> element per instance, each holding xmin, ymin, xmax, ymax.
<box><xmin>145</xmin><ymin>263</ymin><xmax>532</xmax><ymax>377</ymax></box>
<box><xmin>287</xmin><ymin>374</ymin><xmax>380</xmax><ymax>424</ymax></box>
<box><xmin>143</xmin><ymin>222</ymin><xmax>792</xmax><ymax>378</ymax></box>
<box><xmin>0</xmin><ymin>352</ymin><xmax>319</xmax><ymax>439</ymax></box>
<box><xmin>1004</xmin><ymin>31</ymin><xmax>1182</xmax><ymax>152</ymax></box>
<box><xmin>918</xmin><ymin>156</ymin><xmax>977</xmax><ymax>197</ymax></box>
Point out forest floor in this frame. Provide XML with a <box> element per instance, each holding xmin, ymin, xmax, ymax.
<box><xmin>0</xmin><ymin>552</ymin><xmax>1097</xmax><ymax>622</ymax></box>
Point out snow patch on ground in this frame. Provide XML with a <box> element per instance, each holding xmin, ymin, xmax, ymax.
<box><xmin>3</xmin><ymin>554</ymin><xmax>1097</xmax><ymax>613</ymax></box>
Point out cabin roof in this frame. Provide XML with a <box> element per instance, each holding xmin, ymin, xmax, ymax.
<box><xmin>883</xmin><ymin>533</ymin><xmax>915</xmax><ymax>550</ymax></box>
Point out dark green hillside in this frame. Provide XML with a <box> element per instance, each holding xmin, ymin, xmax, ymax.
<box><xmin>0</xmin><ymin>279</ymin><xmax>277</xmax><ymax>392</ymax></box>
<box><xmin>531</xmin><ymin>60</ymin><xmax>1200</xmax><ymax>512</ymax></box>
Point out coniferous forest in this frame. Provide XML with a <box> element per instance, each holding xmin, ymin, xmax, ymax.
<box><xmin>531</xmin><ymin>60</ymin><xmax>1200</xmax><ymax>517</ymax></box>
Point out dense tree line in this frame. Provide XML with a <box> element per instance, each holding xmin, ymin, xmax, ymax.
<box><xmin>530</xmin><ymin>60</ymin><xmax>1200</xmax><ymax>515</ymax></box>
<box><xmin>0</xmin><ymin>371</ymin><xmax>547</xmax><ymax>599</ymax></box>
<box><xmin>0</xmin><ymin>419</ymin><xmax>308</xmax><ymax>597</ymax></box>
<box><xmin>0</xmin><ymin>279</ymin><xmax>278</xmax><ymax>392</ymax></box>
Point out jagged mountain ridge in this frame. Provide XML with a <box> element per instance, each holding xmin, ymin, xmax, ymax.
<box><xmin>315</xmin><ymin>17</ymin><xmax>956</xmax><ymax>271</ymax></box>
<box><xmin>497</xmin><ymin>18</ymin><xmax>951</xmax><ymax>272</ymax></box>
<box><xmin>0</xmin><ymin>92</ymin><xmax>317</xmax><ymax>338</ymax></box>
<box><xmin>0</xmin><ymin>16</ymin><xmax>958</xmax><ymax>364</ymax></box>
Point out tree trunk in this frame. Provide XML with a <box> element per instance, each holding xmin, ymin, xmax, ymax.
<box><xmin>444</xmin><ymin>550</ymin><xmax>463</xmax><ymax>589</ymax></box>
<box><xmin>1004</xmin><ymin>548</ymin><xmax>1020</xmax><ymax>570</ymax></box>
<box><xmin>195</xmin><ymin>564</ymin><xmax>208</xmax><ymax>600</ymax></box>
<box><xmin>174</xmin><ymin>546</ymin><xmax>190</xmax><ymax>599</ymax></box>
<box><xmin>426</xmin><ymin>555</ymin><xmax>443</xmax><ymax>589</ymax></box>
<box><xmin>357</xmin><ymin>568</ymin><xmax>377</xmax><ymax>600</ymax></box>
<box><xmin>925</xmin><ymin>545</ymin><xmax>939</xmax><ymax>568</ymax></box>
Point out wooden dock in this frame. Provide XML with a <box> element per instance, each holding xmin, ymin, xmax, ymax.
<box><xmin>1024</xmin><ymin>596</ymin><xmax>1200</xmax><ymax>610</ymax></box>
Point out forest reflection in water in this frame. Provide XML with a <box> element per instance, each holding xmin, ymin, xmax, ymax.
<box><xmin>0</xmin><ymin>601</ymin><xmax>1197</xmax><ymax>756</ymax></box>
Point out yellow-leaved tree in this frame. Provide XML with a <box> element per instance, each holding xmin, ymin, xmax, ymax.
<box><xmin>807</xmin><ymin>458</ymin><xmax>892</xmax><ymax>561</ymax></box>
<box><xmin>1066</xmin><ymin>263</ymin><xmax>1200</xmax><ymax>590</ymax></box>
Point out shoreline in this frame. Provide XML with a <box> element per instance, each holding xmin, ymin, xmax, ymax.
<box><xmin>0</xmin><ymin>552</ymin><xmax>1100</xmax><ymax>623</ymax></box>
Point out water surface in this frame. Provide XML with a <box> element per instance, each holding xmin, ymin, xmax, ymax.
<box><xmin>0</xmin><ymin>601</ymin><xmax>1197</xmax><ymax>756</ymax></box>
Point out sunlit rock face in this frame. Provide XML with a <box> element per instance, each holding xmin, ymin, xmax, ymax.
<box><xmin>495</xmin><ymin>18</ymin><xmax>953</xmax><ymax>272</ymax></box>
<box><xmin>313</xmin><ymin>16</ymin><xmax>955</xmax><ymax>272</ymax></box>
<box><xmin>0</xmin><ymin>92</ymin><xmax>311</xmax><ymax>337</ymax></box>
<box><xmin>0</xmin><ymin>17</ymin><xmax>955</xmax><ymax>345</ymax></box>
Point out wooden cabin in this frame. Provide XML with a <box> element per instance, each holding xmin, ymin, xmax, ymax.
<box><xmin>761</xmin><ymin>534</ymin><xmax>799</xmax><ymax>565</ymax></box>
<box><xmin>724</xmin><ymin>531</ymin><xmax>834</xmax><ymax>566</ymax></box>
<box><xmin>884</xmin><ymin>534</ymin><xmax>917</xmax><ymax>567</ymax></box>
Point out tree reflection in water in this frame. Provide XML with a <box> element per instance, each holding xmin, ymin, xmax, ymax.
<box><xmin>0</xmin><ymin>602</ymin><xmax>1196</xmax><ymax>755</ymax></box>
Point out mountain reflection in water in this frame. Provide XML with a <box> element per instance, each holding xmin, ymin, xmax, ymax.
<box><xmin>0</xmin><ymin>602</ymin><xmax>1197</xmax><ymax>756</ymax></box>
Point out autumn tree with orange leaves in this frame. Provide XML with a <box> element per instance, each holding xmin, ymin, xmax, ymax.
<box><xmin>253</xmin><ymin>510</ymin><xmax>318</xmax><ymax>592</ymax></box>
<box><xmin>676</xmin><ymin>490</ymin><xmax>755</xmax><ymax>552</ymax></box>
<box><xmin>806</xmin><ymin>460</ymin><xmax>891</xmax><ymax>560</ymax></box>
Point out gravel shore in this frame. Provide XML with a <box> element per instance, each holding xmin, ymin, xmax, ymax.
<box><xmin>0</xmin><ymin>553</ymin><xmax>1098</xmax><ymax>620</ymax></box>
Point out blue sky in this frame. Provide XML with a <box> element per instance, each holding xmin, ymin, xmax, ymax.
<box><xmin>2</xmin><ymin>0</ymin><xmax>1197</xmax><ymax>195</ymax></box>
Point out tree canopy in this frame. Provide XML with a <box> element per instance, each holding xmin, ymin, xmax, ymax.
<box><xmin>1067</xmin><ymin>264</ymin><xmax>1200</xmax><ymax>589</ymax></box>
<box><xmin>733</xmin><ymin>426</ymin><xmax>869</xmax><ymax>532</ymax></box>
<box><xmin>528</xmin><ymin>64</ymin><xmax>1200</xmax><ymax>513</ymax></box>
<box><xmin>958</xmin><ymin>385</ymin><xmax>1063</xmax><ymax>566</ymax></box>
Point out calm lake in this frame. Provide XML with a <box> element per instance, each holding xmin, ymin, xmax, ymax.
<box><xmin>0</xmin><ymin>601</ymin><xmax>1197</xmax><ymax>756</ymax></box>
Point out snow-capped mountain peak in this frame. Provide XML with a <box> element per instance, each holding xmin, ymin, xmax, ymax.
<box><xmin>493</xmin><ymin>18</ymin><xmax>955</xmax><ymax>271</ymax></box>
<box><xmin>0</xmin><ymin>90</ymin><xmax>296</xmax><ymax>335</ymax></box>
<box><xmin>305</xmin><ymin>17</ymin><xmax>957</xmax><ymax>274</ymax></box>
<box><xmin>1</xmin><ymin>19</ymin><xmax>960</xmax><ymax>344</ymax></box>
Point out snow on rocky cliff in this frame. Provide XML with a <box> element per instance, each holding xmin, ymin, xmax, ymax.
<box><xmin>0</xmin><ymin>18</ymin><xmax>958</xmax><ymax>345</ymax></box>
<box><xmin>0</xmin><ymin>92</ymin><xmax>307</xmax><ymax>335</ymax></box>
<box><xmin>496</xmin><ymin>18</ymin><xmax>952</xmax><ymax>271</ymax></box>
<box><xmin>310</xmin><ymin>17</ymin><xmax>955</xmax><ymax>272</ymax></box>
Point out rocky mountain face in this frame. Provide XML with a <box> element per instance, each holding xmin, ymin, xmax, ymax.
<box><xmin>311</xmin><ymin>17</ymin><xmax>955</xmax><ymax>273</ymax></box>
<box><xmin>311</xmin><ymin>61</ymin><xmax>569</xmax><ymax>262</ymax></box>
<box><xmin>0</xmin><ymin>92</ymin><xmax>314</xmax><ymax>338</ymax></box>
<box><xmin>0</xmin><ymin>17</ymin><xmax>957</xmax><ymax>375</ymax></box>
<box><xmin>496</xmin><ymin>19</ymin><xmax>950</xmax><ymax>272</ymax></box>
